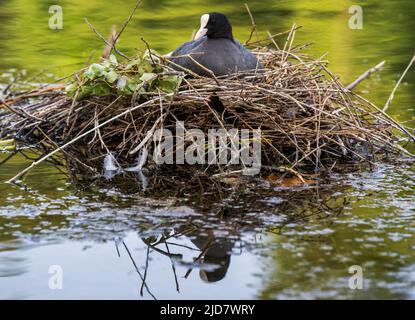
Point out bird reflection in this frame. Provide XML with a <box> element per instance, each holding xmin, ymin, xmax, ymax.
<box><xmin>187</xmin><ymin>230</ymin><xmax>233</xmax><ymax>283</ymax></box>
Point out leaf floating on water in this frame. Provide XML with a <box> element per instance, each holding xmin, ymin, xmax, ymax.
<box><xmin>266</xmin><ymin>173</ymin><xmax>316</xmax><ymax>188</ymax></box>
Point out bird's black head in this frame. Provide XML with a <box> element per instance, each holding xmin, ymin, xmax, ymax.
<box><xmin>194</xmin><ymin>12</ymin><xmax>233</xmax><ymax>41</ymax></box>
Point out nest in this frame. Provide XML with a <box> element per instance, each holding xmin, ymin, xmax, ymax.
<box><xmin>0</xmin><ymin>29</ymin><xmax>413</xmax><ymax>184</ymax></box>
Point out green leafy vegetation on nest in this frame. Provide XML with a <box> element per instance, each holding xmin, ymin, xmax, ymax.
<box><xmin>65</xmin><ymin>50</ymin><xmax>183</xmax><ymax>100</ymax></box>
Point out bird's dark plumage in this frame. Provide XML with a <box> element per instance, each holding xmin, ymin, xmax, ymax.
<box><xmin>169</xmin><ymin>13</ymin><xmax>263</xmax><ymax>77</ymax></box>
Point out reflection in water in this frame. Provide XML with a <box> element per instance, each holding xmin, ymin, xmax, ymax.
<box><xmin>0</xmin><ymin>150</ymin><xmax>415</xmax><ymax>299</ymax></box>
<box><xmin>259</xmin><ymin>165</ymin><xmax>415</xmax><ymax>300</ymax></box>
<box><xmin>0</xmin><ymin>255</ymin><xmax>28</xmax><ymax>278</ymax></box>
<box><xmin>191</xmin><ymin>234</ymin><xmax>233</xmax><ymax>283</ymax></box>
<box><xmin>0</xmin><ymin>154</ymin><xmax>356</xmax><ymax>299</ymax></box>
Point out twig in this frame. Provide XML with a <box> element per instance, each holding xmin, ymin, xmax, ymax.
<box><xmin>100</xmin><ymin>26</ymin><xmax>117</xmax><ymax>61</ymax></box>
<box><xmin>245</xmin><ymin>26</ymin><xmax>302</xmax><ymax>46</ymax></box>
<box><xmin>111</xmin><ymin>0</ymin><xmax>142</xmax><ymax>56</ymax></box>
<box><xmin>244</xmin><ymin>3</ymin><xmax>259</xmax><ymax>44</ymax></box>
<box><xmin>185</xmin><ymin>54</ymin><xmax>220</xmax><ymax>85</ymax></box>
<box><xmin>122</xmin><ymin>241</ymin><xmax>156</xmax><ymax>300</ymax></box>
<box><xmin>84</xmin><ymin>17</ymin><xmax>130</xmax><ymax>60</ymax></box>
<box><xmin>163</xmin><ymin>236</ymin><xmax>180</xmax><ymax>293</ymax></box>
<box><xmin>346</xmin><ymin>60</ymin><xmax>385</xmax><ymax>91</ymax></box>
<box><xmin>140</xmin><ymin>245</ymin><xmax>151</xmax><ymax>297</ymax></box>
<box><xmin>141</xmin><ymin>37</ymin><xmax>157</xmax><ymax>65</ymax></box>
<box><xmin>383</xmin><ymin>53</ymin><xmax>415</xmax><ymax>112</ymax></box>
<box><xmin>184</xmin><ymin>238</ymin><xmax>213</xmax><ymax>279</ymax></box>
<box><xmin>6</xmin><ymin>96</ymin><xmax>170</xmax><ymax>183</ymax></box>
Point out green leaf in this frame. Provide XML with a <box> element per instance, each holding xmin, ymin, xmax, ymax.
<box><xmin>109</xmin><ymin>54</ymin><xmax>118</xmax><ymax>65</ymax></box>
<box><xmin>91</xmin><ymin>83</ymin><xmax>112</xmax><ymax>96</ymax></box>
<box><xmin>84</xmin><ymin>63</ymin><xmax>105</xmax><ymax>80</ymax></box>
<box><xmin>77</xmin><ymin>85</ymin><xmax>93</xmax><ymax>100</ymax></box>
<box><xmin>127</xmin><ymin>81</ymin><xmax>138</xmax><ymax>93</ymax></box>
<box><xmin>101</xmin><ymin>59</ymin><xmax>112</xmax><ymax>68</ymax></box>
<box><xmin>158</xmin><ymin>75</ymin><xmax>183</xmax><ymax>93</ymax></box>
<box><xmin>65</xmin><ymin>83</ymin><xmax>77</xmax><ymax>97</ymax></box>
<box><xmin>143</xmin><ymin>49</ymin><xmax>160</xmax><ymax>64</ymax></box>
<box><xmin>125</xmin><ymin>78</ymin><xmax>141</xmax><ymax>95</ymax></box>
<box><xmin>104</xmin><ymin>70</ymin><xmax>119</xmax><ymax>83</ymax></box>
<box><xmin>125</xmin><ymin>58</ymin><xmax>142</xmax><ymax>69</ymax></box>
<box><xmin>137</xmin><ymin>60</ymin><xmax>154</xmax><ymax>73</ymax></box>
<box><xmin>115</xmin><ymin>76</ymin><xmax>138</xmax><ymax>95</ymax></box>
<box><xmin>66</xmin><ymin>48</ymin><xmax>183</xmax><ymax>101</ymax></box>
<box><xmin>140</xmin><ymin>73</ymin><xmax>157</xmax><ymax>83</ymax></box>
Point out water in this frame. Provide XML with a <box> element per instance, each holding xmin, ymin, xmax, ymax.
<box><xmin>1</xmin><ymin>0</ymin><xmax>415</xmax><ymax>299</ymax></box>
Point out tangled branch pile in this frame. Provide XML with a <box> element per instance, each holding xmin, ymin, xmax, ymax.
<box><xmin>0</xmin><ymin>29</ymin><xmax>413</xmax><ymax>183</ymax></box>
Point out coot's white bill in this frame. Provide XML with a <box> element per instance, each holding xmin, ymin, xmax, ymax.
<box><xmin>194</xmin><ymin>14</ymin><xmax>209</xmax><ymax>40</ymax></box>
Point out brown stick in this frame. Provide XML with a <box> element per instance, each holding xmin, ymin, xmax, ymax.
<box><xmin>244</xmin><ymin>3</ymin><xmax>259</xmax><ymax>44</ymax></box>
<box><xmin>111</xmin><ymin>0</ymin><xmax>142</xmax><ymax>56</ymax></box>
<box><xmin>346</xmin><ymin>60</ymin><xmax>385</xmax><ymax>91</ymax></box>
<box><xmin>6</xmin><ymin>96</ymin><xmax>170</xmax><ymax>183</ymax></box>
<box><xmin>383</xmin><ymin>53</ymin><xmax>415</xmax><ymax>112</ymax></box>
<box><xmin>84</xmin><ymin>18</ymin><xmax>130</xmax><ymax>60</ymax></box>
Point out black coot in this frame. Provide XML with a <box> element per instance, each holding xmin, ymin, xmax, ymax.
<box><xmin>169</xmin><ymin>13</ymin><xmax>263</xmax><ymax>77</ymax></box>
